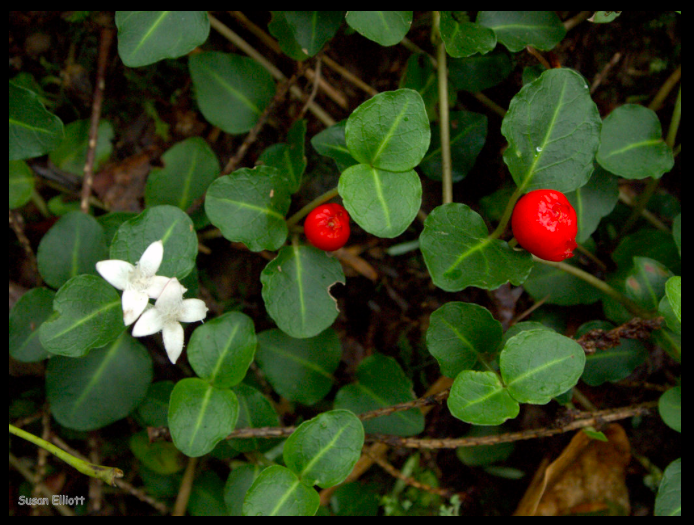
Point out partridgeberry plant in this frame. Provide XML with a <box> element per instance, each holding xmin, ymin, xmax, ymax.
<box><xmin>9</xmin><ymin>11</ymin><xmax>680</xmax><ymax>517</ymax></box>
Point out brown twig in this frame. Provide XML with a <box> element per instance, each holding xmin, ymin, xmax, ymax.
<box><xmin>525</xmin><ymin>45</ymin><xmax>552</xmax><ymax>70</ymax></box>
<box><xmin>577</xmin><ymin>316</ymin><xmax>664</xmax><ymax>353</ymax></box>
<box><xmin>9</xmin><ymin>209</ymin><xmax>41</xmax><ymax>286</ymax></box>
<box><xmin>172</xmin><ymin>456</ymin><xmax>197</xmax><ymax>516</ymax></box>
<box><xmin>590</xmin><ymin>52</ymin><xmax>622</xmax><ymax>94</ymax></box>
<box><xmin>298</xmin><ymin>56</ymin><xmax>322</xmax><ymax>120</ymax></box>
<box><xmin>80</xmin><ymin>27</ymin><xmax>113</xmax><ymax>214</ymax></box>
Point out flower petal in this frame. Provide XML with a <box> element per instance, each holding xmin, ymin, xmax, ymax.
<box><xmin>178</xmin><ymin>298</ymin><xmax>209</xmax><ymax>323</ymax></box>
<box><xmin>162</xmin><ymin>321</ymin><xmax>184</xmax><ymax>364</ymax></box>
<box><xmin>155</xmin><ymin>278</ymin><xmax>185</xmax><ymax>308</ymax></box>
<box><xmin>122</xmin><ymin>289</ymin><xmax>149</xmax><ymax>326</ymax></box>
<box><xmin>132</xmin><ymin>307</ymin><xmax>165</xmax><ymax>337</ymax></box>
<box><xmin>96</xmin><ymin>260</ymin><xmax>134</xmax><ymax>290</ymax></box>
<box><xmin>145</xmin><ymin>275</ymin><xmax>172</xmax><ymax>300</ymax></box>
<box><xmin>138</xmin><ymin>240</ymin><xmax>163</xmax><ymax>276</ymax></box>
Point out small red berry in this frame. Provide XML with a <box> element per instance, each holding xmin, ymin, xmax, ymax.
<box><xmin>511</xmin><ymin>189</ymin><xmax>578</xmax><ymax>262</ymax></box>
<box><xmin>304</xmin><ymin>203</ymin><xmax>351</xmax><ymax>251</ymax></box>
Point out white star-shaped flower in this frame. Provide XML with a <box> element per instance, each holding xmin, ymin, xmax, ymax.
<box><xmin>131</xmin><ymin>277</ymin><xmax>208</xmax><ymax>364</ymax></box>
<box><xmin>96</xmin><ymin>240</ymin><xmax>171</xmax><ymax>326</ymax></box>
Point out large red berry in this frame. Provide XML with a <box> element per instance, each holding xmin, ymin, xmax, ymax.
<box><xmin>304</xmin><ymin>203</ymin><xmax>351</xmax><ymax>251</ymax></box>
<box><xmin>511</xmin><ymin>189</ymin><xmax>578</xmax><ymax>262</ymax></box>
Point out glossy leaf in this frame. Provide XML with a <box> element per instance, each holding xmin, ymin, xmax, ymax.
<box><xmin>500</xmin><ymin>330</ymin><xmax>586</xmax><ymax>405</ymax></box>
<box><xmin>426</xmin><ymin>302</ymin><xmax>502</xmax><ymax>378</ymax></box>
<box><xmin>477</xmin><ymin>11</ymin><xmax>566</xmax><ymax>52</ymax></box>
<box><xmin>420</xmin><ymin>203</ymin><xmax>533</xmax><ymax>292</ymax></box>
<box><xmin>565</xmin><ymin>166</ymin><xmax>619</xmax><ymax>243</ymax></box>
<box><xmin>243</xmin><ymin>465</ymin><xmax>319</xmax><ymax>516</ymax></box>
<box><xmin>310</xmin><ymin>120</ymin><xmax>358</xmax><ymax>171</ymax></box>
<box><xmin>268</xmin><ymin>11</ymin><xmax>309</xmax><ymax>61</ymax></box>
<box><xmin>283</xmin><ymin>11</ymin><xmax>344</xmax><ymax>57</ymax></box>
<box><xmin>36</xmin><ymin>211</ymin><xmax>108</xmax><ymax>289</ymax></box>
<box><xmin>338</xmin><ymin>164</ymin><xmax>421</xmax><ymax>238</ymax></box>
<box><xmin>345</xmin><ymin>11</ymin><xmax>412</xmax><ymax>47</ymax></box>
<box><xmin>448</xmin><ymin>370</ymin><xmax>520</xmax><ymax>425</ymax></box>
<box><xmin>440</xmin><ymin>11</ymin><xmax>496</xmax><ymax>57</ymax></box>
<box><xmin>334</xmin><ymin>353</ymin><xmax>424</xmax><ymax>436</ymax></box>
<box><xmin>46</xmin><ymin>332</ymin><xmax>153</xmax><ymax>430</ymax></box>
<box><xmin>589</xmin><ymin>11</ymin><xmax>622</xmax><ymax>23</ymax></box>
<box><xmin>658</xmin><ymin>386</ymin><xmax>681</xmax><ymax>433</ymax></box>
<box><xmin>225</xmin><ymin>464</ymin><xmax>263</xmax><ymax>516</ymax></box>
<box><xmin>284</xmin><ymin>410</ymin><xmax>364</xmax><ymax>488</ymax></box>
<box><xmin>655</xmin><ymin>458</ymin><xmax>681</xmax><ymax>516</ymax></box>
<box><xmin>9</xmin><ymin>160</ymin><xmax>35</xmax><ymax>209</ymax></box>
<box><xmin>523</xmin><ymin>257</ymin><xmax>603</xmax><ymax>306</ymax></box>
<box><xmin>9</xmin><ymin>287</ymin><xmax>55</xmax><ymax>362</ymax></box>
<box><xmin>39</xmin><ymin>275</ymin><xmax>124</xmax><ymax>357</ymax></box>
<box><xmin>116</xmin><ymin>11</ymin><xmax>210</xmax><ymax>67</ymax></box>
<box><xmin>187</xmin><ymin>312</ymin><xmax>257</xmax><ymax>389</ymax></box>
<box><xmin>665</xmin><ymin>276</ymin><xmax>681</xmax><ymax>322</ymax></box>
<box><xmin>145</xmin><ymin>137</ymin><xmax>220</xmax><ymax>209</ymax></box>
<box><xmin>597</xmin><ymin>104</ymin><xmax>674</xmax><ymax>180</ymax></box>
<box><xmin>257</xmin><ymin>119</ymin><xmax>307</xmax><ymax>193</ymax></box>
<box><xmin>227</xmin><ymin>384</ymin><xmax>280</xmax><ymax>453</ymax></box>
<box><xmin>501</xmin><ymin>68</ymin><xmax>601</xmax><ymax>193</ymax></box>
<box><xmin>255</xmin><ymin>328</ymin><xmax>341</xmax><ymax>405</ymax></box>
<box><xmin>9</xmin><ymin>81</ymin><xmax>64</xmax><ymax>160</ymax></box>
<box><xmin>49</xmin><ymin>119</ymin><xmax>114</xmax><ymax>176</ymax></box>
<box><xmin>345</xmin><ymin>89</ymin><xmax>431</xmax><ymax>172</ymax></box>
<box><xmin>168</xmin><ymin>377</ymin><xmax>239</xmax><ymax>457</ymax></box>
<box><xmin>205</xmin><ymin>166</ymin><xmax>291</xmax><ymax>252</ymax></box>
<box><xmin>623</xmin><ymin>257</ymin><xmax>673</xmax><ymax>312</ymax></box>
<box><xmin>189</xmin><ymin>52</ymin><xmax>276</xmax><ymax>134</ymax></box>
<box><xmin>260</xmin><ymin>245</ymin><xmax>345</xmax><ymax>338</ymax></box>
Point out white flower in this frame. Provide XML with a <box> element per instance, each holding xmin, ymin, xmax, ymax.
<box><xmin>131</xmin><ymin>277</ymin><xmax>208</xmax><ymax>364</ymax></box>
<box><xmin>96</xmin><ymin>240</ymin><xmax>171</xmax><ymax>326</ymax></box>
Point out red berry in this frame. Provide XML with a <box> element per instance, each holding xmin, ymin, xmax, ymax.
<box><xmin>304</xmin><ymin>203</ymin><xmax>351</xmax><ymax>251</ymax></box>
<box><xmin>511</xmin><ymin>189</ymin><xmax>578</xmax><ymax>262</ymax></box>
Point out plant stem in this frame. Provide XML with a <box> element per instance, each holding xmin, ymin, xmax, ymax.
<box><xmin>489</xmin><ymin>186</ymin><xmax>524</xmax><ymax>240</ymax></box>
<box><xmin>433</xmin><ymin>12</ymin><xmax>453</xmax><ymax>205</ymax></box>
<box><xmin>665</xmin><ymin>84</ymin><xmax>681</xmax><ymax>149</ymax></box>
<box><xmin>285</xmin><ymin>187</ymin><xmax>339</xmax><ymax>228</ymax></box>
<box><xmin>9</xmin><ymin>423</ymin><xmax>123</xmax><ymax>486</ymax></box>
<box><xmin>532</xmin><ymin>256</ymin><xmax>650</xmax><ymax>318</ymax></box>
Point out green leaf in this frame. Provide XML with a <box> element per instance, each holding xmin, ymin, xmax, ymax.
<box><xmin>565</xmin><ymin>166</ymin><xmax>619</xmax><ymax>243</ymax></box>
<box><xmin>448</xmin><ymin>370</ymin><xmax>520</xmax><ymax>425</ymax></box>
<box><xmin>659</xmin><ymin>294</ymin><xmax>681</xmax><ymax>335</ymax></box>
<box><xmin>284</xmin><ymin>410</ymin><xmax>364</xmax><ymax>488</ymax></box>
<box><xmin>36</xmin><ymin>211</ymin><xmax>108</xmax><ymax>289</ymax></box>
<box><xmin>338</xmin><ymin>164</ymin><xmax>421</xmax><ymax>238</ymax></box>
<box><xmin>260</xmin><ymin>245</ymin><xmax>345</xmax><ymax>338</ymax></box>
<box><xmin>500</xmin><ymin>330</ymin><xmax>586</xmax><ymax>405</ymax></box>
<box><xmin>189</xmin><ymin>52</ymin><xmax>276</xmax><ymax>135</ymax></box>
<box><xmin>345</xmin><ymin>89</ymin><xmax>431</xmax><ymax>172</ymax></box>
<box><xmin>448</xmin><ymin>48</ymin><xmax>514</xmax><ymax>92</ymax></box>
<box><xmin>477</xmin><ymin>11</ymin><xmax>566</xmax><ymax>52</ymax></box>
<box><xmin>168</xmin><ymin>377</ymin><xmax>239</xmax><ymax>457</ymax></box>
<box><xmin>9</xmin><ymin>287</ymin><xmax>55</xmax><ymax>363</ymax></box>
<box><xmin>523</xmin><ymin>257</ymin><xmax>603</xmax><ymax>306</ymax></box>
<box><xmin>589</xmin><ymin>11</ymin><xmax>622</xmax><ymax>23</ymax></box>
<box><xmin>257</xmin><ymin>119</ymin><xmax>307</xmax><ymax>194</ymax></box>
<box><xmin>345</xmin><ymin>11</ymin><xmax>412</xmax><ymax>47</ymax></box>
<box><xmin>115</xmin><ymin>11</ymin><xmax>210</xmax><ymax>67</ymax></box>
<box><xmin>130</xmin><ymin>431</ymin><xmax>184</xmax><ymax>475</ymax></box>
<box><xmin>672</xmin><ymin>214</ymin><xmax>681</xmax><ymax>256</ymax></box>
<box><xmin>39</xmin><ymin>275</ymin><xmax>124</xmax><ymax>357</ymax></box>
<box><xmin>426</xmin><ymin>302</ymin><xmax>502</xmax><ymax>378</ymax></box>
<box><xmin>187</xmin><ymin>312</ymin><xmax>257</xmax><ymax>389</ymax></box>
<box><xmin>9</xmin><ymin>81</ymin><xmax>64</xmax><ymax>161</ymax></box>
<box><xmin>501</xmin><ymin>68</ymin><xmax>601</xmax><ymax>193</ymax></box>
<box><xmin>227</xmin><ymin>384</ymin><xmax>280</xmax><ymax>453</ymax></box>
<box><xmin>268</xmin><ymin>11</ymin><xmax>309</xmax><ymax>61</ymax></box>
<box><xmin>110</xmin><ymin>205</ymin><xmax>199</xmax><ymax>279</ymax></box>
<box><xmin>145</xmin><ymin>137</ymin><xmax>220</xmax><ymax>210</ymax></box>
<box><xmin>283</xmin><ymin>11</ymin><xmax>344</xmax><ymax>57</ymax></box>
<box><xmin>310</xmin><ymin>120</ymin><xmax>359</xmax><ymax>172</ymax></box>
<box><xmin>188</xmin><ymin>471</ymin><xmax>227</xmax><ymax>516</ymax></box>
<box><xmin>655</xmin><ymin>458</ymin><xmax>681</xmax><ymax>516</ymax></box>
<box><xmin>205</xmin><ymin>166</ymin><xmax>291</xmax><ymax>252</ymax></box>
<box><xmin>440</xmin><ymin>12</ymin><xmax>496</xmax><ymax>57</ymax></box>
<box><xmin>334</xmin><ymin>353</ymin><xmax>424</xmax><ymax>436</ymax></box>
<box><xmin>597</xmin><ymin>104</ymin><xmax>674</xmax><ymax>180</ymax></box>
<box><xmin>135</xmin><ymin>381</ymin><xmax>174</xmax><ymax>428</ymax></box>
<box><xmin>420</xmin><ymin>203</ymin><xmax>534</xmax><ymax>292</ymax></box>
<box><xmin>225</xmin><ymin>464</ymin><xmax>262</xmax><ymax>516</ymax></box>
<box><xmin>658</xmin><ymin>386</ymin><xmax>681</xmax><ymax>433</ymax></box>
<box><xmin>49</xmin><ymin>119</ymin><xmax>114</xmax><ymax>176</ymax></box>
<box><xmin>419</xmin><ymin>111</ymin><xmax>488</xmax><ymax>183</ymax></box>
<box><xmin>665</xmin><ymin>276</ymin><xmax>681</xmax><ymax>322</ymax></box>
<box><xmin>623</xmin><ymin>257</ymin><xmax>673</xmax><ymax>312</ymax></box>
<box><xmin>243</xmin><ymin>465</ymin><xmax>319</xmax><ymax>516</ymax></box>
<box><xmin>612</xmin><ymin>229</ymin><xmax>680</xmax><ymax>275</ymax></box>
<box><xmin>46</xmin><ymin>332</ymin><xmax>153</xmax><ymax>430</ymax></box>
<box><xmin>9</xmin><ymin>160</ymin><xmax>35</xmax><ymax>209</ymax></box>
<box><xmin>255</xmin><ymin>328</ymin><xmax>341</xmax><ymax>405</ymax></box>
<box><xmin>330</xmin><ymin>482</ymin><xmax>380</xmax><ymax>516</ymax></box>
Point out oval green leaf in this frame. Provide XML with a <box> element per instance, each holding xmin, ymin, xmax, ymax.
<box><xmin>420</xmin><ymin>203</ymin><xmax>533</xmax><ymax>292</ymax></box>
<box><xmin>205</xmin><ymin>166</ymin><xmax>291</xmax><ymax>252</ymax></box>
<box><xmin>260</xmin><ymin>245</ymin><xmax>345</xmax><ymax>338</ymax></box>
<box><xmin>565</xmin><ymin>166</ymin><xmax>619</xmax><ymax>243</ymax></box>
<box><xmin>448</xmin><ymin>370</ymin><xmax>520</xmax><ymax>426</ymax></box>
<box><xmin>46</xmin><ymin>332</ymin><xmax>153</xmax><ymax>430</ymax></box>
<box><xmin>49</xmin><ymin>119</ymin><xmax>114</xmax><ymax>176</ymax></box>
<box><xmin>655</xmin><ymin>458</ymin><xmax>681</xmax><ymax>516</ymax></box>
<box><xmin>9</xmin><ymin>160</ymin><xmax>35</xmax><ymax>209</ymax></box>
<box><xmin>257</xmin><ymin>119</ymin><xmax>307</xmax><ymax>194</ymax></box>
<box><xmin>426</xmin><ymin>302</ymin><xmax>502</xmax><ymax>378</ymax></box>
<box><xmin>116</xmin><ymin>11</ymin><xmax>210</xmax><ymax>67</ymax></box>
<box><xmin>9</xmin><ymin>81</ymin><xmax>64</xmax><ymax>161</ymax></box>
<box><xmin>227</xmin><ymin>384</ymin><xmax>280</xmax><ymax>454</ymax></box>
<box><xmin>9</xmin><ymin>287</ymin><xmax>55</xmax><ymax>362</ymax></box>
<box><xmin>658</xmin><ymin>386</ymin><xmax>681</xmax><ymax>433</ymax></box>
<box><xmin>523</xmin><ymin>256</ymin><xmax>603</xmax><ymax>306</ymax></box>
<box><xmin>477</xmin><ymin>11</ymin><xmax>566</xmax><ymax>52</ymax></box>
<box><xmin>624</xmin><ymin>257</ymin><xmax>673</xmax><ymax>312</ymax></box>
<box><xmin>189</xmin><ymin>52</ymin><xmax>276</xmax><ymax>134</ymax></box>
<box><xmin>665</xmin><ymin>276</ymin><xmax>681</xmax><ymax>322</ymax></box>
<box><xmin>440</xmin><ymin>12</ymin><xmax>496</xmax><ymax>57</ymax></box>
<box><xmin>345</xmin><ymin>11</ymin><xmax>412</xmax><ymax>47</ymax></box>
<box><xmin>500</xmin><ymin>330</ymin><xmax>586</xmax><ymax>405</ymax></box>
<box><xmin>225</xmin><ymin>464</ymin><xmax>262</xmax><ymax>516</ymax></box>
<box><xmin>597</xmin><ymin>104</ymin><xmax>674</xmax><ymax>180</ymax></box>
<box><xmin>310</xmin><ymin>120</ymin><xmax>359</xmax><ymax>172</ymax></box>
<box><xmin>284</xmin><ymin>410</ymin><xmax>364</xmax><ymax>489</ymax></box>
<box><xmin>283</xmin><ymin>11</ymin><xmax>344</xmax><ymax>57</ymax></box>
<box><xmin>501</xmin><ymin>68</ymin><xmax>601</xmax><ymax>193</ymax></box>
<box><xmin>338</xmin><ymin>164</ymin><xmax>421</xmax><ymax>238</ymax></box>
<box><xmin>243</xmin><ymin>465</ymin><xmax>319</xmax><ymax>516</ymax></box>
<box><xmin>255</xmin><ymin>328</ymin><xmax>341</xmax><ymax>405</ymax></box>
<box><xmin>168</xmin><ymin>377</ymin><xmax>239</xmax><ymax>457</ymax></box>
<box><xmin>345</xmin><ymin>88</ymin><xmax>431</xmax><ymax>172</ymax></box>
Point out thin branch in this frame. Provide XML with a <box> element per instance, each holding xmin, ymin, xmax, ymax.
<box><xmin>9</xmin><ymin>209</ymin><xmax>41</xmax><ymax>286</ymax></box>
<box><xmin>172</xmin><ymin>456</ymin><xmax>197</xmax><ymax>516</ymax></box>
<box><xmin>433</xmin><ymin>12</ymin><xmax>453</xmax><ymax>205</ymax></box>
<box><xmin>298</xmin><ymin>56</ymin><xmax>322</xmax><ymax>120</ymax></box>
<box><xmin>576</xmin><ymin>316</ymin><xmax>664</xmax><ymax>353</ymax></box>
